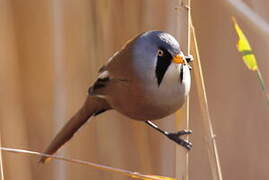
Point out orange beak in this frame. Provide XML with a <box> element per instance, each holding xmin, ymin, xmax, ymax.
<box><xmin>172</xmin><ymin>54</ymin><xmax>185</xmax><ymax>64</ymax></box>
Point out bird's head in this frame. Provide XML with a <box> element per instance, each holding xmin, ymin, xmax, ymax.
<box><xmin>133</xmin><ymin>31</ymin><xmax>192</xmax><ymax>86</ymax></box>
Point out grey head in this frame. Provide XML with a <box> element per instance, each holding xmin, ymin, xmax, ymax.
<box><xmin>132</xmin><ymin>31</ymin><xmax>184</xmax><ymax>86</ymax></box>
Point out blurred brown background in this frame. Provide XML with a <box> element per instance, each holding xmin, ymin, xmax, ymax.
<box><xmin>0</xmin><ymin>0</ymin><xmax>269</xmax><ymax>180</ymax></box>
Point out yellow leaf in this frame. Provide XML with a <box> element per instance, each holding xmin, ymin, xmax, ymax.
<box><xmin>232</xmin><ymin>17</ymin><xmax>258</xmax><ymax>71</ymax></box>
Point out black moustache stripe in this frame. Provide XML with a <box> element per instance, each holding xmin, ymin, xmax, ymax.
<box><xmin>179</xmin><ymin>65</ymin><xmax>184</xmax><ymax>83</ymax></box>
<box><xmin>155</xmin><ymin>55</ymin><xmax>172</xmax><ymax>86</ymax></box>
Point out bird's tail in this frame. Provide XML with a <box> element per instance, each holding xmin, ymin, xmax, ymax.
<box><xmin>39</xmin><ymin>96</ymin><xmax>109</xmax><ymax>163</ymax></box>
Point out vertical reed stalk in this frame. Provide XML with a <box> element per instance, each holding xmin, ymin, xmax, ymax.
<box><xmin>175</xmin><ymin>0</ymin><xmax>191</xmax><ymax>180</ymax></box>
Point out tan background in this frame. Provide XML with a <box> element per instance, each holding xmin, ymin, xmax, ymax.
<box><xmin>0</xmin><ymin>0</ymin><xmax>269</xmax><ymax>180</ymax></box>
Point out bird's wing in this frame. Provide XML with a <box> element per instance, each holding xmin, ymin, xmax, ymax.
<box><xmin>92</xmin><ymin>45</ymin><xmax>133</xmax><ymax>97</ymax></box>
<box><xmin>98</xmin><ymin>32</ymin><xmax>140</xmax><ymax>74</ymax></box>
<box><xmin>88</xmin><ymin>71</ymin><xmax>111</xmax><ymax>97</ymax></box>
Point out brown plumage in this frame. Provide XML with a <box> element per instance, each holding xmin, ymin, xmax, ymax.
<box><xmin>40</xmin><ymin>31</ymin><xmax>192</xmax><ymax>163</ymax></box>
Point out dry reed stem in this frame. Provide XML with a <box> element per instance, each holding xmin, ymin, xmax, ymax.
<box><xmin>224</xmin><ymin>0</ymin><xmax>269</xmax><ymax>35</ymax></box>
<box><xmin>184</xmin><ymin>0</ymin><xmax>191</xmax><ymax>180</ymax></box>
<box><xmin>175</xmin><ymin>0</ymin><xmax>191</xmax><ymax>180</ymax></box>
<box><xmin>0</xmin><ymin>147</ymin><xmax>171</xmax><ymax>180</ymax></box>
<box><xmin>190</xmin><ymin>24</ymin><xmax>223</xmax><ymax>180</ymax></box>
<box><xmin>0</xmin><ymin>135</ymin><xmax>4</xmax><ymax>180</ymax></box>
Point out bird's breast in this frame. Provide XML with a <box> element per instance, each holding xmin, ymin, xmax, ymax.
<box><xmin>108</xmin><ymin>64</ymin><xmax>191</xmax><ymax>120</ymax></box>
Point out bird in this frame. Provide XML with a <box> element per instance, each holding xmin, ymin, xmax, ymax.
<box><xmin>40</xmin><ymin>31</ymin><xmax>193</xmax><ymax>163</ymax></box>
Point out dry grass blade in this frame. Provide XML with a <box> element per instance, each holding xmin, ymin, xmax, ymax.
<box><xmin>0</xmin><ymin>147</ymin><xmax>174</xmax><ymax>180</ymax></box>
<box><xmin>190</xmin><ymin>24</ymin><xmax>223</xmax><ymax>180</ymax></box>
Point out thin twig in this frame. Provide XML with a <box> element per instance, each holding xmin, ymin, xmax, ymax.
<box><xmin>0</xmin><ymin>147</ymin><xmax>170</xmax><ymax>180</ymax></box>
<box><xmin>190</xmin><ymin>24</ymin><xmax>223</xmax><ymax>180</ymax></box>
<box><xmin>224</xmin><ymin>0</ymin><xmax>269</xmax><ymax>35</ymax></box>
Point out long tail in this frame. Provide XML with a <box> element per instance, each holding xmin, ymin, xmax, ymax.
<box><xmin>40</xmin><ymin>96</ymin><xmax>109</xmax><ymax>163</ymax></box>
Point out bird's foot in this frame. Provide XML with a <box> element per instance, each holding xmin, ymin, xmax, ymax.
<box><xmin>167</xmin><ymin>130</ymin><xmax>192</xmax><ymax>150</ymax></box>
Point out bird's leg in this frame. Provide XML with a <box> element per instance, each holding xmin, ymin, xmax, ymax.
<box><xmin>145</xmin><ymin>120</ymin><xmax>192</xmax><ymax>150</ymax></box>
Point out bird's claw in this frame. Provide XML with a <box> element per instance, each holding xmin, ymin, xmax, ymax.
<box><xmin>167</xmin><ymin>129</ymin><xmax>192</xmax><ymax>150</ymax></box>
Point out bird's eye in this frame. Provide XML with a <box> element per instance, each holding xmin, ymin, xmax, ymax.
<box><xmin>157</xmin><ymin>49</ymin><xmax>164</xmax><ymax>57</ymax></box>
